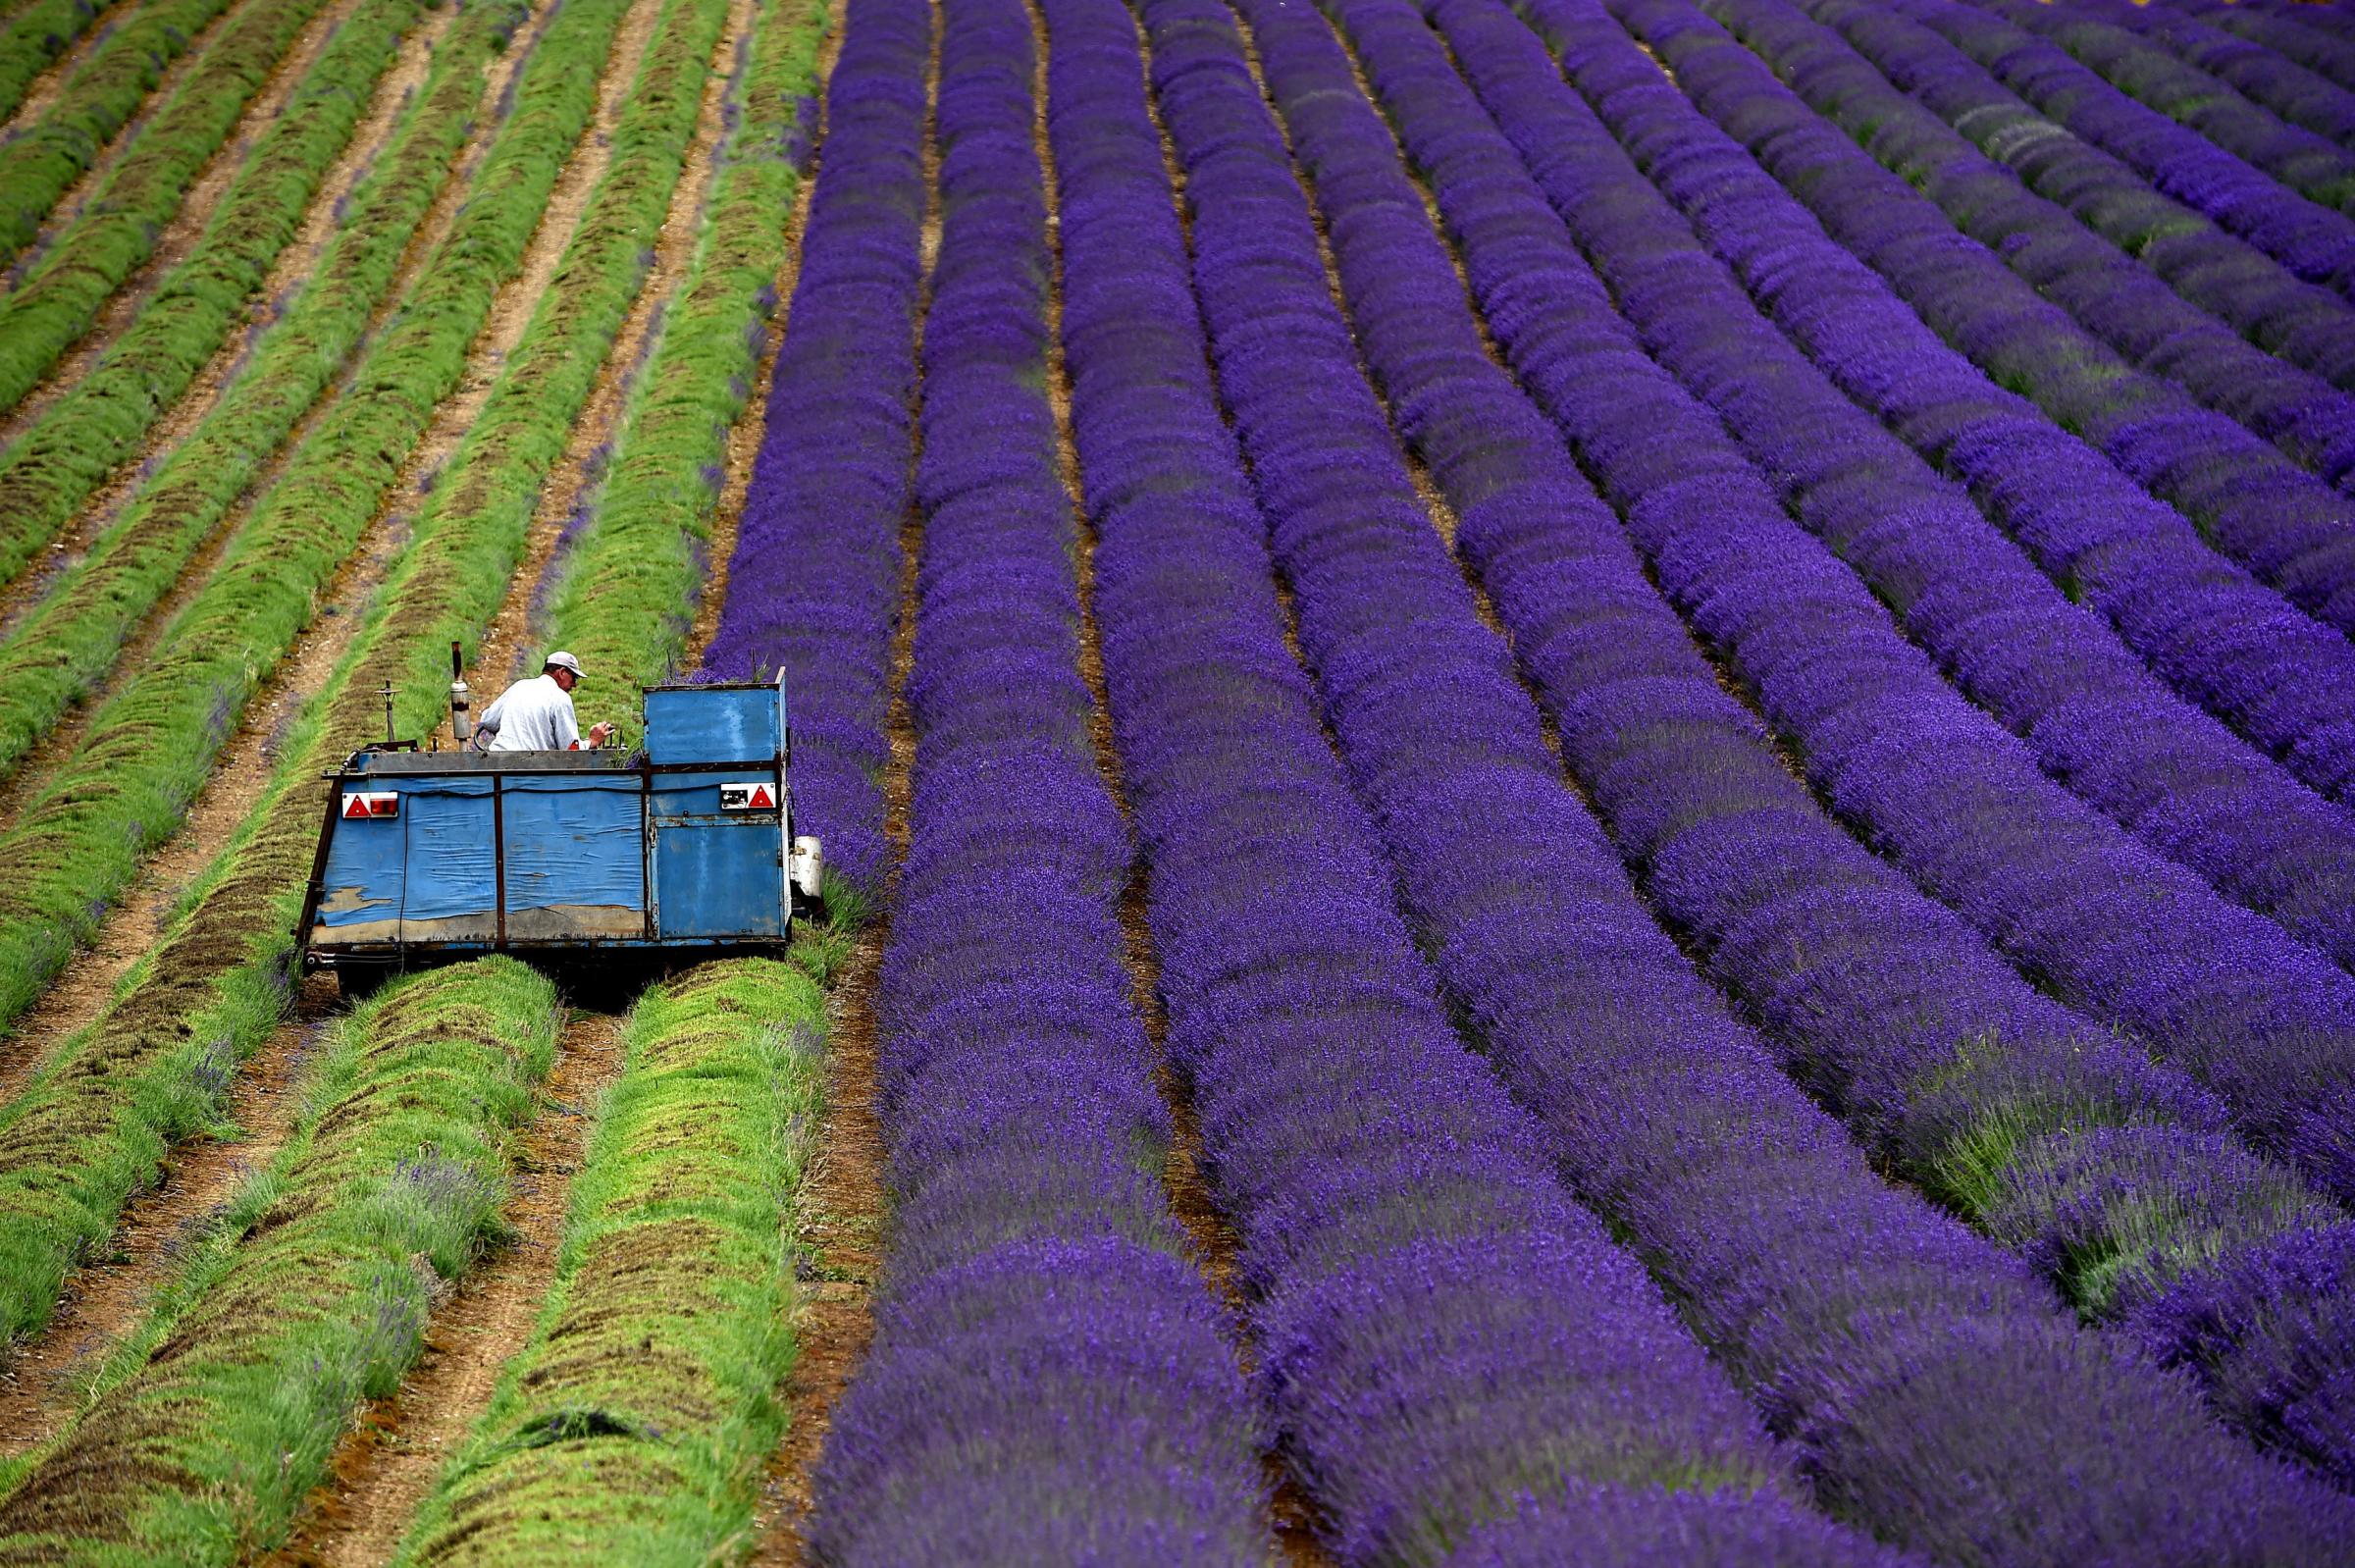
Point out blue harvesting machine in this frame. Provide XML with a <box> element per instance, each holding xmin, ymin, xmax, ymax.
<box><xmin>294</xmin><ymin>672</ymin><xmax>822</xmax><ymax>993</ymax></box>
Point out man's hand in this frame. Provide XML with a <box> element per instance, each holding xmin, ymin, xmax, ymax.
<box><xmin>587</xmin><ymin>721</ymin><xmax>616</xmax><ymax>748</ymax></box>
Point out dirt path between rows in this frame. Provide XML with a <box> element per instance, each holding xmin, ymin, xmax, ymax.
<box><xmin>0</xmin><ymin>0</ymin><xmax>131</xmax><ymax>137</ymax></box>
<box><xmin>263</xmin><ymin>1006</ymin><xmax>628</xmax><ymax>1568</ymax></box>
<box><xmin>0</xmin><ymin>976</ymin><xmax>337</xmax><ymax>1455</ymax></box>
<box><xmin>0</xmin><ymin>1</ymin><xmax>577</xmax><ymax>1089</ymax></box>
<box><xmin>0</xmin><ymin>0</ymin><xmax>371</xmax><ymax>447</ymax></box>
<box><xmin>740</xmin><ymin>9</ymin><xmax>916</xmax><ymax>1558</ymax></box>
<box><xmin>0</xmin><ymin>0</ymin><xmax>453</xmax><ymax>644</ymax></box>
<box><xmin>3</xmin><ymin>0</ymin><xmax>264</xmax><ymax>291</ymax></box>
<box><xmin>457</xmin><ymin>0</ymin><xmax>762</xmax><ymax>710</ymax></box>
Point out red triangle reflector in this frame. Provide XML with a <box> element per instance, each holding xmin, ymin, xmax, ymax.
<box><xmin>750</xmin><ymin>785</ymin><xmax>774</xmax><ymax>810</ymax></box>
<box><xmin>345</xmin><ymin>795</ymin><xmax>370</xmax><ymax>818</ymax></box>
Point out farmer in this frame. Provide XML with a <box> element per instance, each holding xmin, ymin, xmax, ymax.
<box><xmin>472</xmin><ymin>652</ymin><xmax>616</xmax><ymax>753</ymax></box>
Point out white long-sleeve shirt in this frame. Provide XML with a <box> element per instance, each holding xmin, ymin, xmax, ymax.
<box><xmin>477</xmin><ymin>673</ymin><xmax>580</xmax><ymax>752</ymax></box>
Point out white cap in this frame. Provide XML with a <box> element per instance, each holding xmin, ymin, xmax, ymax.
<box><xmin>544</xmin><ymin>651</ymin><xmax>584</xmax><ymax>677</ymax></box>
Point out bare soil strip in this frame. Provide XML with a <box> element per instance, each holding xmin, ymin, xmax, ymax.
<box><xmin>458</xmin><ymin>0</ymin><xmax>763</xmax><ymax>710</ymax></box>
<box><xmin>262</xmin><ymin>1007</ymin><xmax>628</xmax><ymax>1568</ymax></box>
<box><xmin>0</xmin><ymin>0</ymin><xmax>370</xmax><ymax>446</ymax></box>
<box><xmin>742</xmin><ymin>10</ymin><xmax>921</xmax><ymax>1558</ymax></box>
<box><xmin>0</xmin><ymin>976</ymin><xmax>337</xmax><ymax>1454</ymax></box>
<box><xmin>0</xmin><ymin>0</ymin><xmax>130</xmax><ymax>141</ymax></box>
<box><xmin>3</xmin><ymin>0</ymin><xmax>262</xmax><ymax>292</ymax></box>
<box><xmin>0</xmin><ymin>0</ymin><xmax>617</xmax><ymax>1093</ymax></box>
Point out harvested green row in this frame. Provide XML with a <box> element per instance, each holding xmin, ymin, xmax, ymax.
<box><xmin>0</xmin><ymin>959</ymin><xmax>560</xmax><ymax>1563</ymax></box>
<box><xmin>0</xmin><ymin>0</ymin><xmax>120</xmax><ymax>126</ymax></box>
<box><xmin>542</xmin><ymin>0</ymin><xmax>826</xmax><ymax>745</ymax></box>
<box><xmin>0</xmin><ymin>0</ymin><xmax>340</xmax><ymax>423</ymax></box>
<box><xmin>0</xmin><ymin>0</ymin><xmax>644</xmax><ymax>1044</ymax></box>
<box><xmin>0</xmin><ymin>0</ymin><xmax>422</xmax><ymax>593</ymax></box>
<box><xmin>390</xmin><ymin>960</ymin><xmax>823</xmax><ymax>1564</ymax></box>
<box><xmin>0</xmin><ymin>0</ymin><xmax>240</xmax><ymax>265</ymax></box>
<box><xmin>0</xmin><ymin>0</ymin><xmax>737</xmax><ymax>1345</ymax></box>
<box><xmin>0</xmin><ymin>0</ymin><xmax>520</xmax><ymax>777</ymax></box>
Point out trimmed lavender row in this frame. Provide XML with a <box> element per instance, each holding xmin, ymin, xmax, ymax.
<box><xmin>701</xmin><ymin>0</ymin><xmax>928</xmax><ymax>901</ymax></box>
<box><xmin>1977</xmin><ymin>0</ymin><xmax>2355</xmax><ymax>216</ymax></box>
<box><xmin>809</xmin><ymin>3</ymin><xmax>1270</xmax><ymax>1550</ymax></box>
<box><xmin>1169</xmin><ymin>0</ymin><xmax>2355</xmax><ymax>1544</ymax></box>
<box><xmin>1554</xmin><ymin>0</ymin><xmax>2355</xmax><ymax>810</ymax></box>
<box><xmin>1405</xmin><ymin>0</ymin><xmax>2355</xmax><ymax>1487</ymax></box>
<box><xmin>1796</xmin><ymin>0</ymin><xmax>2355</xmax><ymax>396</ymax></box>
<box><xmin>1045</xmin><ymin>0</ymin><xmax>1819</xmax><ymax>1556</ymax></box>
<box><xmin>1896</xmin><ymin>0</ymin><xmax>2355</xmax><ymax>291</ymax></box>
<box><xmin>1704</xmin><ymin>0</ymin><xmax>2355</xmax><ymax>496</ymax></box>
<box><xmin>2095</xmin><ymin>0</ymin><xmax>2355</xmax><ymax>152</ymax></box>
<box><xmin>1359</xmin><ymin>0</ymin><xmax>2355</xmax><ymax>1213</ymax></box>
<box><xmin>1639</xmin><ymin>0</ymin><xmax>2355</xmax><ymax>646</ymax></box>
<box><xmin>1463</xmin><ymin>0</ymin><xmax>2355</xmax><ymax>974</ymax></box>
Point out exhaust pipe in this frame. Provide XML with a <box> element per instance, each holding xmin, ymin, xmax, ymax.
<box><xmin>448</xmin><ymin>641</ymin><xmax>473</xmax><ymax>744</ymax></box>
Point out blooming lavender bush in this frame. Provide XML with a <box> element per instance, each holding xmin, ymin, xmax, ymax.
<box><xmin>1525</xmin><ymin>0</ymin><xmax>2355</xmax><ymax>812</ymax></box>
<box><xmin>702</xmin><ymin>0</ymin><xmax>929</xmax><ymax>899</ymax></box>
<box><xmin>1793</xmin><ymin>0</ymin><xmax>2355</xmax><ymax>394</ymax></box>
<box><xmin>1040</xmin><ymin>0</ymin><xmax>1871</xmax><ymax>1558</ymax></box>
<box><xmin>1154</xmin><ymin>0</ymin><xmax>2355</xmax><ymax>1544</ymax></box>
<box><xmin>804</xmin><ymin>3</ymin><xmax>1269</xmax><ymax>1555</ymax></box>
<box><xmin>1703</xmin><ymin>0</ymin><xmax>2355</xmax><ymax>489</ymax></box>
<box><xmin>2089</xmin><ymin>0</ymin><xmax>2355</xmax><ymax>150</ymax></box>
<box><xmin>1222</xmin><ymin>0</ymin><xmax>2355</xmax><ymax>1525</ymax></box>
<box><xmin>1896</xmin><ymin>0</ymin><xmax>2355</xmax><ymax>290</ymax></box>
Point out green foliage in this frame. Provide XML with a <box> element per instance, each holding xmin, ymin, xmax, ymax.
<box><xmin>389</xmin><ymin>959</ymin><xmax>826</xmax><ymax>1564</ymax></box>
<box><xmin>542</xmin><ymin>0</ymin><xmax>828</xmax><ymax>736</ymax></box>
<box><xmin>0</xmin><ymin>0</ymin><xmax>427</xmax><ymax>590</ymax></box>
<box><xmin>0</xmin><ymin>0</ymin><xmax>643</xmax><ymax>1043</ymax></box>
<box><xmin>0</xmin><ymin>958</ymin><xmax>560</xmax><ymax>1564</ymax></box>
<box><xmin>0</xmin><ymin>0</ymin><xmax>520</xmax><ymax>778</ymax></box>
<box><xmin>0</xmin><ymin>0</ymin><xmax>116</xmax><ymax>126</ymax></box>
<box><xmin>0</xmin><ymin>0</ymin><xmax>640</xmax><ymax>1342</ymax></box>
<box><xmin>0</xmin><ymin>0</ymin><xmax>238</xmax><ymax>265</ymax></box>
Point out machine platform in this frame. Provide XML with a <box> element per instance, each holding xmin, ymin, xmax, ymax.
<box><xmin>295</xmin><ymin>675</ymin><xmax>820</xmax><ymax>986</ymax></box>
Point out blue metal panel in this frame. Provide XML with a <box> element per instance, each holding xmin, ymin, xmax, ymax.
<box><xmin>644</xmin><ymin>680</ymin><xmax>781</xmax><ymax>764</ymax></box>
<box><xmin>651</xmin><ymin>777</ymin><xmax>783</xmax><ymax>939</ymax></box>
<box><xmin>316</xmin><ymin>797</ymin><xmax>406</xmax><ymax>942</ymax></box>
<box><xmin>501</xmin><ymin>775</ymin><xmax>645</xmax><ymax>939</ymax></box>
<box><xmin>399</xmin><ymin>777</ymin><xmax>497</xmax><ymax>943</ymax></box>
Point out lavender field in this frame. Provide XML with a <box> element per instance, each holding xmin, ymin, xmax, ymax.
<box><xmin>2</xmin><ymin>0</ymin><xmax>2355</xmax><ymax>1560</ymax></box>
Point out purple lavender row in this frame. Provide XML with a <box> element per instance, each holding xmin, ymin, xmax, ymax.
<box><xmin>2173</xmin><ymin>0</ymin><xmax>2355</xmax><ymax>101</ymax></box>
<box><xmin>701</xmin><ymin>0</ymin><xmax>927</xmax><ymax>901</ymax></box>
<box><xmin>1703</xmin><ymin>0</ymin><xmax>2355</xmax><ymax>495</ymax></box>
<box><xmin>1648</xmin><ymin>0</ymin><xmax>2355</xmax><ymax>647</ymax></box>
<box><xmin>1359</xmin><ymin>0</ymin><xmax>2355</xmax><ymax>1210</ymax></box>
<box><xmin>1555</xmin><ymin>0</ymin><xmax>2355</xmax><ymax>970</ymax></box>
<box><xmin>1043</xmin><ymin>0</ymin><xmax>1825</xmax><ymax>1556</ymax></box>
<box><xmin>1794</xmin><ymin>0</ymin><xmax>2355</xmax><ymax>394</ymax></box>
<box><xmin>1897</xmin><ymin>0</ymin><xmax>2355</xmax><ymax>290</ymax></box>
<box><xmin>1404</xmin><ymin>0</ymin><xmax>2355</xmax><ymax>1486</ymax></box>
<box><xmin>1976</xmin><ymin>0</ymin><xmax>2355</xmax><ymax>215</ymax></box>
<box><xmin>1168</xmin><ymin>0</ymin><xmax>2355</xmax><ymax>1541</ymax></box>
<box><xmin>805</xmin><ymin>1</ymin><xmax>1271</xmax><ymax>1555</ymax></box>
<box><xmin>1580</xmin><ymin>0</ymin><xmax>2355</xmax><ymax>808</ymax></box>
<box><xmin>2093</xmin><ymin>0</ymin><xmax>2355</xmax><ymax>151</ymax></box>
